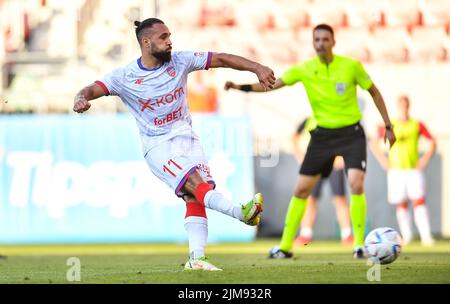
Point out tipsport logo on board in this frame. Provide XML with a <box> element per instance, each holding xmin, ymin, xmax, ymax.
<box><xmin>1</xmin><ymin>151</ymin><xmax>235</xmax><ymax>219</ymax></box>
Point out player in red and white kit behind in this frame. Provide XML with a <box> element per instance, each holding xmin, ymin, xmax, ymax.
<box><xmin>371</xmin><ymin>95</ymin><xmax>436</xmax><ymax>246</ymax></box>
<box><xmin>73</xmin><ymin>18</ymin><xmax>276</xmax><ymax>271</ymax></box>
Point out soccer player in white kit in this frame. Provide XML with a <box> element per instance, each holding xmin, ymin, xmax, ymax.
<box><xmin>73</xmin><ymin>18</ymin><xmax>275</xmax><ymax>271</ymax></box>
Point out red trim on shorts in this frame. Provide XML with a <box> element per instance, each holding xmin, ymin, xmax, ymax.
<box><xmin>194</xmin><ymin>182</ymin><xmax>213</xmax><ymax>204</ymax></box>
<box><xmin>205</xmin><ymin>52</ymin><xmax>213</xmax><ymax>70</ymax></box>
<box><xmin>185</xmin><ymin>201</ymin><xmax>207</xmax><ymax>218</ymax></box>
<box><xmin>175</xmin><ymin>166</ymin><xmax>197</xmax><ymax>195</ymax></box>
<box><xmin>207</xmin><ymin>180</ymin><xmax>216</xmax><ymax>190</ymax></box>
<box><xmin>95</xmin><ymin>80</ymin><xmax>110</xmax><ymax>95</ymax></box>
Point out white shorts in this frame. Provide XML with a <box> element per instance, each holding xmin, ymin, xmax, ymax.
<box><xmin>144</xmin><ymin>132</ymin><xmax>215</xmax><ymax>197</ymax></box>
<box><xmin>387</xmin><ymin>169</ymin><xmax>425</xmax><ymax>205</ymax></box>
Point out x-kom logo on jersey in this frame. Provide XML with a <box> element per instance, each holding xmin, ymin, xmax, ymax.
<box><xmin>137</xmin><ymin>87</ymin><xmax>185</xmax><ymax>112</ymax></box>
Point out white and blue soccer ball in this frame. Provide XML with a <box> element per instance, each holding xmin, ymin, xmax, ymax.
<box><xmin>364</xmin><ymin>227</ymin><xmax>402</xmax><ymax>265</ymax></box>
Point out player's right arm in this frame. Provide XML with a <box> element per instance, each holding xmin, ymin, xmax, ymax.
<box><xmin>224</xmin><ymin>78</ymin><xmax>286</xmax><ymax>93</ymax></box>
<box><xmin>224</xmin><ymin>62</ymin><xmax>303</xmax><ymax>93</ymax></box>
<box><xmin>73</xmin><ymin>82</ymin><xmax>107</xmax><ymax>113</ymax></box>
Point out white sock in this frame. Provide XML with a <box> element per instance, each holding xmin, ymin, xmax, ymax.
<box><xmin>341</xmin><ymin>227</ymin><xmax>352</xmax><ymax>240</ymax></box>
<box><xmin>413</xmin><ymin>205</ymin><xmax>434</xmax><ymax>244</ymax></box>
<box><xmin>184</xmin><ymin>216</ymin><xmax>208</xmax><ymax>259</ymax></box>
<box><xmin>396</xmin><ymin>206</ymin><xmax>413</xmax><ymax>244</ymax></box>
<box><xmin>300</xmin><ymin>227</ymin><xmax>313</xmax><ymax>238</ymax></box>
<box><xmin>203</xmin><ymin>190</ymin><xmax>243</xmax><ymax>221</ymax></box>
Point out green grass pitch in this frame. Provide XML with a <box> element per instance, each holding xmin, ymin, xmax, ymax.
<box><xmin>0</xmin><ymin>239</ymin><xmax>449</xmax><ymax>284</ymax></box>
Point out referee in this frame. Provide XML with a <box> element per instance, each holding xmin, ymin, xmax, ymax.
<box><xmin>225</xmin><ymin>24</ymin><xmax>396</xmax><ymax>259</ymax></box>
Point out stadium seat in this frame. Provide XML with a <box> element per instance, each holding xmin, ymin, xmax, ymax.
<box><xmin>383</xmin><ymin>0</ymin><xmax>422</xmax><ymax>28</ymax></box>
<box><xmin>370</xmin><ymin>27</ymin><xmax>412</xmax><ymax>62</ymax></box>
<box><xmin>410</xmin><ymin>26</ymin><xmax>450</xmax><ymax>62</ymax></box>
<box><xmin>277</xmin><ymin>0</ymin><xmax>312</xmax><ymax>32</ymax></box>
<box><xmin>198</xmin><ymin>2</ymin><xmax>237</xmax><ymax>27</ymax></box>
<box><xmin>234</xmin><ymin>0</ymin><xmax>287</xmax><ymax>32</ymax></box>
<box><xmin>307</xmin><ymin>0</ymin><xmax>349</xmax><ymax>28</ymax></box>
<box><xmin>345</xmin><ymin>0</ymin><xmax>387</xmax><ymax>28</ymax></box>
<box><xmin>158</xmin><ymin>0</ymin><xmax>202</xmax><ymax>28</ymax></box>
<box><xmin>334</xmin><ymin>27</ymin><xmax>373</xmax><ymax>62</ymax></box>
<box><xmin>422</xmin><ymin>0</ymin><xmax>450</xmax><ymax>27</ymax></box>
<box><xmin>260</xmin><ymin>30</ymin><xmax>299</xmax><ymax>64</ymax></box>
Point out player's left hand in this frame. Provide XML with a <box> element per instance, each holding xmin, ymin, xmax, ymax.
<box><xmin>384</xmin><ymin>129</ymin><xmax>396</xmax><ymax>148</ymax></box>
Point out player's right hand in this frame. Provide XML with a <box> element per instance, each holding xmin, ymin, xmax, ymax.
<box><xmin>73</xmin><ymin>94</ymin><xmax>91</xmax><ymax>113</ymax></box>
<box><xmin>255</xmin><ymin>65</ymin><xmax>275</xmax><ymax>91</ymax></box>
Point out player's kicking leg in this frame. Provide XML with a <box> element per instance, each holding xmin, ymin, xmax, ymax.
<box><xmin>184</xmin><ymin>171</ymin><xmax>264</xmax><ymax>226</ymax></box>
<box><xmin>182</xmin><ymin>171</ymin><xmax>263</xmax><ymax>271</ymax></box>
<box><xmin>144</xmin><ymin>135</ymin><xmax>263</xmax><ymax>270</ymax></box>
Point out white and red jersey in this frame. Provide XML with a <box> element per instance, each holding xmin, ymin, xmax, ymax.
<box><xmin>96</xmin><ymin>51</ymin><xmax>212</xmax><ymax>152</ymax></box>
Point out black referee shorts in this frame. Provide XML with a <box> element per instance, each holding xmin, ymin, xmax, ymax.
<box><xmin>310</xmin><ymin>168</ymin><xmax>346</xmax><ymax>198</ymax></box>
<box><xmin>300</xmin><ymin>122</ymin><xmax>367</xmax><ymax>178</ymax></box>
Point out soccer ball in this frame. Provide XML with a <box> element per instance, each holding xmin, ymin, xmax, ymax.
<box><xmin>364</xmin><ymin>227</ymin><xmax>402</xmax><ymax>265</ymax></box>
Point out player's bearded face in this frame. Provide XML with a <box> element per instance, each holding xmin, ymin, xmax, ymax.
<box><xmin>151</xmin><ymin>42</ymin><xmax>172</xmax><ymax>63</ymax></box>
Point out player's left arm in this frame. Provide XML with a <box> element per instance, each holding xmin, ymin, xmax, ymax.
<box><xmin>368</xmin><ymin>84</ymin><xmax>396</xmax><ymax>148</ymax></box>
<box><xmin>416</xmin><ymin>122</ymin><xmax>437</xmax><ymax>170</ymax></box>
<box><xmin>355</xmin><ymin>60</ymin><xmax>396</xmax><ymax>148</ymax></box>
<box><xmin>209</xmin><ymin>53</ymin><xmax>276</xmax><ymax>91</ymax></box>
<box><xmin>369</xmin><ymin>125</ymin><xmax>390</xmax><ymax>171</ymax></box>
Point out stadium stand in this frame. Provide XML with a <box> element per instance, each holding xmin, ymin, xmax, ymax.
<box><xmin>370</xmin><ymin>27</ymin><xmax>412</xmax><ymax>63</ymax></box>
<box><xmin>1</xmin><ymin>0</ymin><xmax>450</xmax><ymax>114</ymax></box>
<box><xmin>334</xmin><ymin>27</ymin><xmax>373</xmax><ymax>62</ymax></box>
<box><xmin>410</xmin><ymin>26</ymin><xmax>450</xmax><ymax>62</ymax></box>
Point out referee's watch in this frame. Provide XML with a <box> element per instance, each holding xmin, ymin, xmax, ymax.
<box><xmin>385</xmin><ymin>123</ymin><xmax>393</xmax><ymax>131</ymax></box>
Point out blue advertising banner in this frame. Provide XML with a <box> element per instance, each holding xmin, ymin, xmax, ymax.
<box><xmin>0</xmin><ymin>114</ymin><xmax>255</xmax><ymax>244</ymax></box>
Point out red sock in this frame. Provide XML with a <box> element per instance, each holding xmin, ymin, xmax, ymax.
<box><xmin>413</xmin><ymin>198</ymin><xmax>425</xmax><ymax>208</ymax></box>
<box><xmin>398</xmin><ymin>201</ymin><xmax>408</xmax><ymax>210</ymax></box>
<box><xmin>185</xmin><ymin>201</ymin><xmax>207</xmax><ymax>219</ymax></box>
<box><xmin>194</xmin><ymin>182</ymin><xmax>212</xmax><ymax>204</ymax></box>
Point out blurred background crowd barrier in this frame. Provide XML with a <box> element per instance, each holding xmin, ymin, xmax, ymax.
<box><xmin>0</xmin><ymin>114</ymin><xmax>255</xmax><ymax>243</ymax></box>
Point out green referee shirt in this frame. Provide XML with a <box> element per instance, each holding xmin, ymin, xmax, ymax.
<box><xmin>281</xmin><ymin>55</ymin><xmax>373</xmax><ymax>128</ymax></box>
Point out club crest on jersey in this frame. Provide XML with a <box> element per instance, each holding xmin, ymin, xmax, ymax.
<box><xmin>335</xmin><ymin>82</ymin><xmax>346</xmax><ymax>95</ymax></box>
<box><xmin>166</xmin><ymin>66</ymin><xmax>176</xmax><ymax>77</ymax></box>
